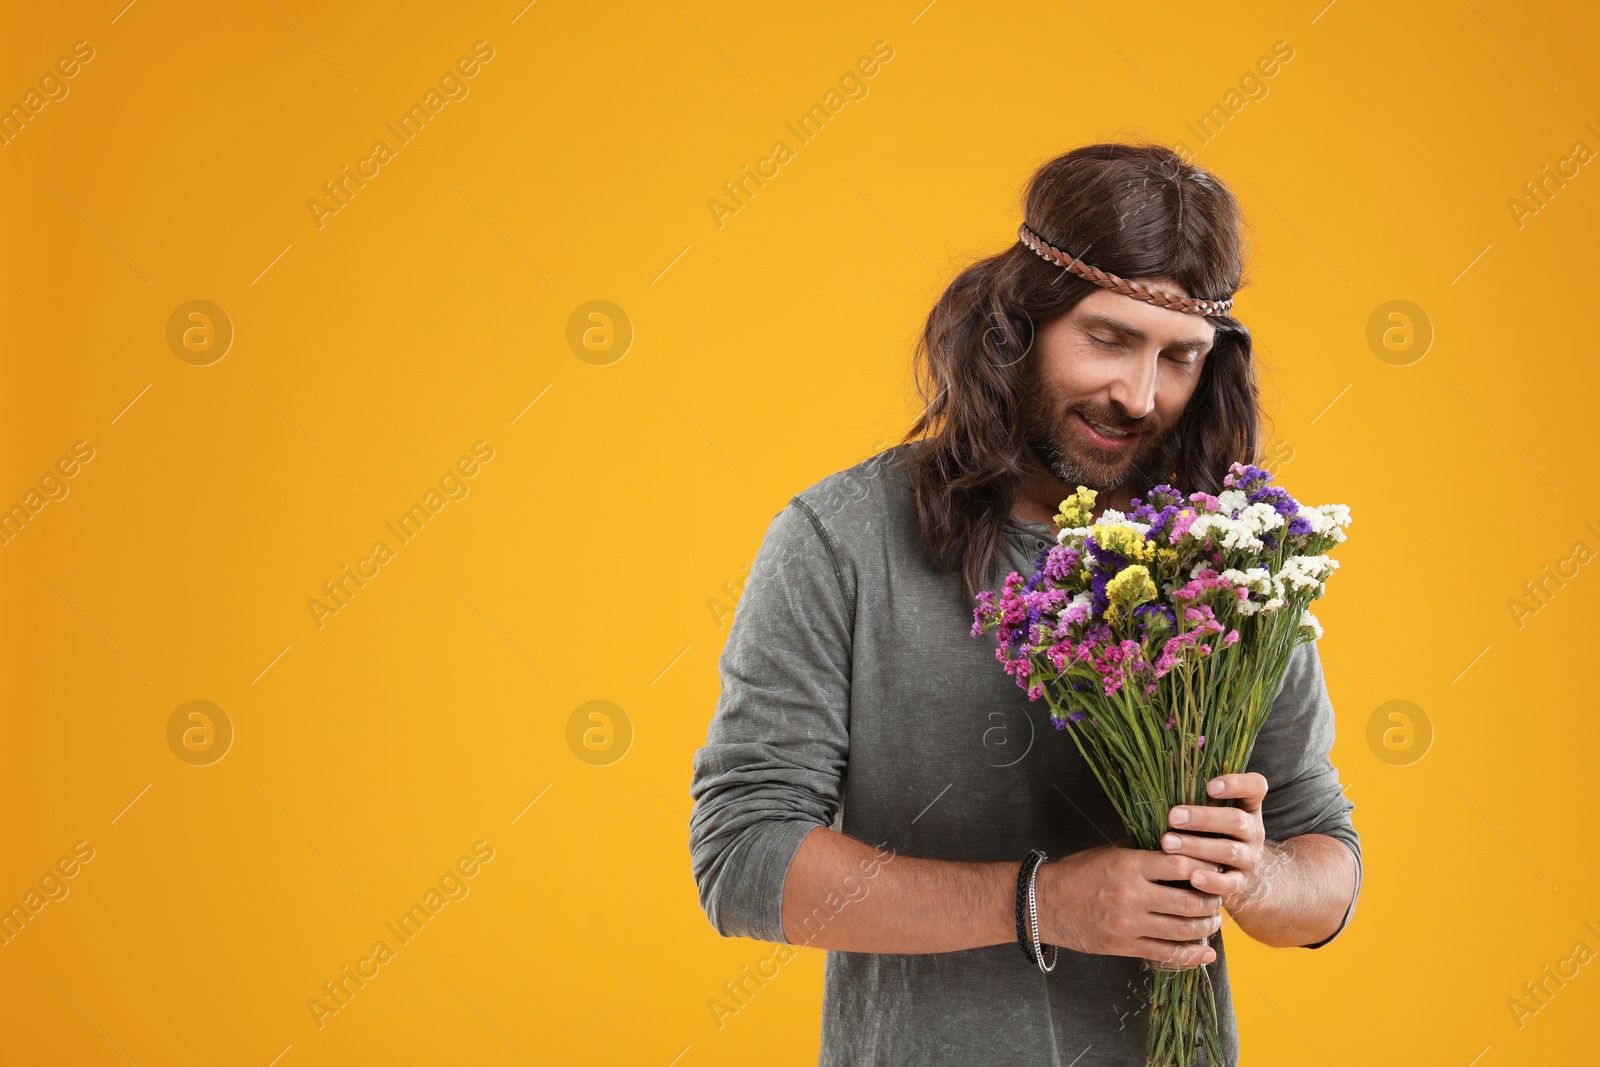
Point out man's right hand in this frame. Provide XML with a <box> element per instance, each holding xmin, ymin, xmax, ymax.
<box><xmin>1034</xmin><ymin>843</ymin><xmax>1223</xmax><ymax>968</ymax></box>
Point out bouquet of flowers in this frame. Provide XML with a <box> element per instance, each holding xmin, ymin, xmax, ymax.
<box><xmin>971</xmin><ymin>462</ymin><xmax>1351</xmax><ymax>1067</ymax></box>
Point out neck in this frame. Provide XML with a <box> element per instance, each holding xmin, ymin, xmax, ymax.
<box><xmin>1012</xmin><ymin>460</ymin><xmax>1137</xmax><ymax>527</ymax></box>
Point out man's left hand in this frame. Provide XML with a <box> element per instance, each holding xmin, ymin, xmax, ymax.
<box><xmin>1164</xmin><ymin>772</ymin><xmax>1269</xmax><ymax>913</ymax></box>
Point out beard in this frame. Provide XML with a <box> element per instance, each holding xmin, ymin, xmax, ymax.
<box><xmin>1020</xmin><ymin>374</ymin><xmax>1175</xmax><ymax>496</ymax></box>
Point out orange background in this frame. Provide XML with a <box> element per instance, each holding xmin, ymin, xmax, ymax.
<box><xmin>2</xmin><ymin>1</ymin><xmax>1597</xmax><ymax>1064</ymax></box>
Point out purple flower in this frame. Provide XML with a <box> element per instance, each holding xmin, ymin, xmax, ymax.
<box><xmin>1042</xmin><ymin>544</ymin><xmax>1083</xmax><ymax>583</ymax></box>
<box><xmin>1254</xmin><ymin>485</ymin><xmax>1298</xmax><ymax>517</ymax></box>
<box><xmin>1147</xmin><ymin>504</ymin><xmax>1183</xmax><ymax>542</ymax></box>
<box><xmin>1089</xmin><ymin>568</ymin><xmax>1112</xmax><ymax>619</ymax></box>
<box><xmin>1223</xmin><ymin>462</ymin><xmax>1273</xmax><ymax>497</ymax></box>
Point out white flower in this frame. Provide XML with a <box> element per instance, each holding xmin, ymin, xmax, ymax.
<box><xmin>1237</xmin><ymin>501</ymin><xmax>1286</xmax><ymax>536</ymax></box>
<box><xmin>1258</xmin><ymin>573</ymin><xmax>1288</xmax><ymax>612</ymax></box>
<box><xmin>1296</xmin><ymin>504</ymin><xmax>1329</xmax><ymax>533</ymax></box>
<box><xmin>1217</xmin><ymin>489</ymin><xmax>1249</xmax><ymax>515</ymax></box>
<box><xmin>1188</xmin><ymin>513</ymin><xmax>1263</xmax><ymax>553</ymax></box>
<box><xmin>1298</xmin><ymin>503</ymin><xmax>1352</xmax><ymax>544</ymax></box>
<box><xmin>1277</xmin><ymin>554</ymin><xmax>1338</xmax><ymax>596</ymax></box>
<box><xmin>1220</xmin><ymin>566</ymin><xmax>1273</xmax><ymax>596</ymax></box>
<box><xmin>1299</xmin><ymin>609</ymin><xmax>1323</xmax><ymax>640</ymax></box>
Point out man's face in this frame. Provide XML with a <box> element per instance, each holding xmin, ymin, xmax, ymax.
<box><xmin>1021</xmin><ymin>280</ymin><xmax>1217</xmax><ymax>495</ymax></box>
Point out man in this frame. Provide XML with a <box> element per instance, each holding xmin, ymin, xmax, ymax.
<box><xmin>688</xmin><ymin>143</ymin><xmax>1360</xmax><ymax>1066</ymax></box>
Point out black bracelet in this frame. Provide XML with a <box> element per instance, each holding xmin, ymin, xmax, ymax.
<box><xmin>1015</xmin><ymin>849</ymin><xmax>1057</xmax><ymax>970</ymax></box>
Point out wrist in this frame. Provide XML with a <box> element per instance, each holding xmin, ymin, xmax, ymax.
<box><xmin>994</xmin><ymin>860</ymin><xmax>1026</xmax><ymax>946</ymax></box>
<box><xmin>1013</xmin><ymin>850</ymin><xmax>1060</xmax><ymax>971</ymax></box>
<box><xmin>1030</xmin><ymin>857</ymin><xmax>1056</xmax><ymax>947</ymax></box>
<box><xmin>1224</xmin><ymin>838</ymin><xmax>1285</xmax><ymax>917</ymax></box>
<box><xmin>1032</xmin><ymin>856</ymin><xmax>1070</xmax><ymax>948</ymax></box>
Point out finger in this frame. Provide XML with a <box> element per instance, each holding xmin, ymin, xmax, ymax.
<box><xmin>1161</xmin><ymin>831</ymin><xmax>1251</xmax><ymax>869</ymax></box>
<box><xmin>1145</xmin><ymin>910</ymin><xmax>1224</xmax><ymax>943</ymax></box>
<box><xmin>1189</xmin><ymin>866</ymin><xmax>1246</xmax><ymax>896</ymax></box>
<box><xmin>1168</xmin><ymin>803</ymin><xmax>1256</xmax><ymax>838</ymax></box>
<box><xmin>1132</xmin><ymin>936</ymin><xmax>1216</xmax><ymax>968</ymax></box>
<box><xmin>1128</xmin><ymin>848</ymin><xmax>1222</xmax><ymax>884</ymax></box>
<box><xmin>1204</xmin><ymin>772</ymin><xmax>1268</xmax><ymax>812</ymax></box>
<box><xmin>1148</xmin><ymin>883</ymin><xmax>1223</xmax><ymax>918</ymax></box>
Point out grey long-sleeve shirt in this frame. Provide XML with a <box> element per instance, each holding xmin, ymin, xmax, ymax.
<box><xmin>688</xmin><ymin>442</ymin><xmax>1362</xmax><ymax>1067</ymax></box>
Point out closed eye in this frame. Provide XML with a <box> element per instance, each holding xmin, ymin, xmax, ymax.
<box><xmin>1092</xmin><ymin>334</ymin><xmax>1201</xmax><ymax>364</ymax></box>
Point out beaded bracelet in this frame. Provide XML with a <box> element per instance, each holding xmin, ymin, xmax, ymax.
<box><xmin>1014</xmin><ymin>849</ymin><xmax>1058</xmax><ymax>973</ymax></box>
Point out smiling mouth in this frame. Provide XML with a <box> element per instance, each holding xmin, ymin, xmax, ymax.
<box><xmin>1077</xmin><ymin>411</ymin><xmax>1140</xmax><ymax>439</ymax></box>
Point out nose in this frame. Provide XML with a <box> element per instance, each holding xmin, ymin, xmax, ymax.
<box><xmin>1106</xmin><ymin>349</ymin><xmax>1159</xmax><ymax>420</ymax></box>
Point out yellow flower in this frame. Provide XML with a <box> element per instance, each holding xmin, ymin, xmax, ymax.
<box><xmin>1054</xmin><ymin>486</ymin><xmax>1097</xmax><ymax>529</ymax></box>
<box><xmin>1091</xmin><ymin>524</ymin><xmax>1157</xmax><ymax>563</ymax></box>
<box><xmin>1105</xmin><ymin>564</ymin><xmax>1156</xmax><ymax>627</ymax></box>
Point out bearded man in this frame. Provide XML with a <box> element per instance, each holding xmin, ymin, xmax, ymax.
<box><xmin>688</xmin><ymin>142</ymin><xmax>1360</xmax><ymax>1067</ymax></box>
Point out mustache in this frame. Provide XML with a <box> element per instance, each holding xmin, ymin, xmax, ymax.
<box><xmin>1072</xmin><ymin>404</ymin><xmax>1146</xmax><ymax>433</ymax></box>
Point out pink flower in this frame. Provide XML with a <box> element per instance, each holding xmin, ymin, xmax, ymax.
<box><xmin>1170</xmin><ymin>510</ymin><xmax>1199</xmax><ymax>541</ymax></box>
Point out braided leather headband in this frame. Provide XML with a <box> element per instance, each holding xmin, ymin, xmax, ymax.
<box><xmin>1017</xmin><ymin>222</ymin><xmax>1235</xmax><ymax>317</ymax></box>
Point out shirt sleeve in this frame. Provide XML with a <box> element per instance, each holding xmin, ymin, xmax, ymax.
<box><xmin>688</xmin><ymin>498</ymin><xmax>854</xmax><ymax>944</ymax></box>
<box><xmin>1244</xmin><ymin>637</ymin><xmax>1362</xmax><ymax>949</ymax></box>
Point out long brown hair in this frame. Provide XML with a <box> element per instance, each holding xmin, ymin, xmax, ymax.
<box><xmin>892</xmin><ymin>141</ymin><xmax>1264</xmax><ymax>603</ymax></box>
